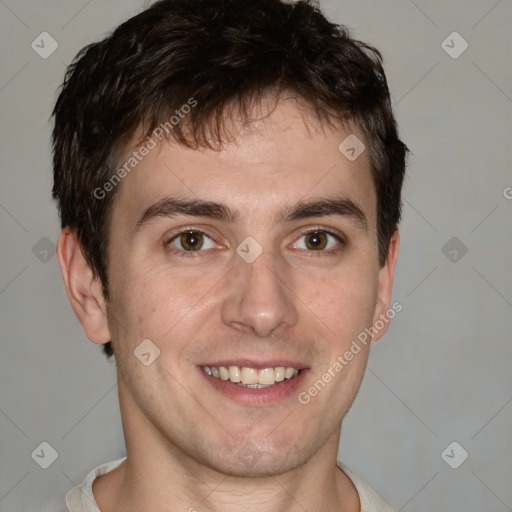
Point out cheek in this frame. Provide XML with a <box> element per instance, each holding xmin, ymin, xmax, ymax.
<box><xmin>299</xmin><ymin>259</ymin><xmax>379</xmax><ymax>344</ymax></box>
<box><xmin>107</xmin><ymin>258</ymin><xmax>216</xmax><ymax>354</ymax></box>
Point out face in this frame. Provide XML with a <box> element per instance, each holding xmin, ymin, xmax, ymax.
<box><xmin>101</xmin><ymin>99</ymin><xmax>397</xmax><ymax>476</ymax></box>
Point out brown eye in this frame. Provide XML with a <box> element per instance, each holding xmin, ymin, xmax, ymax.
<box><xmin>292</xmin><ymin>230</ymin><xmax>343</xmax><ymax>254</ymax></box>
<box><xmin>178</xmin><ymin>231</ymin><xmax>204</xmax><ymax>251</ymax></box>
<box><xmin>304</xmin><ymin>231</ymin><xmax>328</xmax><ymax>250</ymax></box>
<box><xmin>167</xmin><ymin>230</ymin><xmax>217</xmax><ymax>255</ymax></box>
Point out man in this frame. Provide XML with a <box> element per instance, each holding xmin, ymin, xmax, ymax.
<box><xmin>52</xmin><ymin>0</ymin><xmax>408</xmax><ymax>510</ymax></box>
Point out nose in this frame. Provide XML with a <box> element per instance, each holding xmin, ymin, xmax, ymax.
<box><xmin>220</xmin><ymin>250</ymin><xmax>299</xmax><ymax>338</ymax></box>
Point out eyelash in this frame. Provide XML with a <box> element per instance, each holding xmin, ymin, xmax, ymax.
<box><xmin>164</xmin><ymin>228</ymin><xmax>346</xmax><ymax>257</ymax></box>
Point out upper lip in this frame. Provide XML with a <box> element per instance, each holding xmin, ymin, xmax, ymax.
<box><xmin>199</xmin><ymin>359</ymin><xmax>309</xmax><ymax>370</ymax></box>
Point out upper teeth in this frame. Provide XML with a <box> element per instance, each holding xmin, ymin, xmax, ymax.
<box><xmin>202</xmin><ymin>365</ymin><xmax>300</xmax><ymax>387</ymax></box>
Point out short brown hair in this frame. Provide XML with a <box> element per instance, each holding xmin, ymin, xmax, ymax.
<box><xmin>52</xmin><ymin>0</ymin><xmax>408</xmax><ymax>358</ymax></box>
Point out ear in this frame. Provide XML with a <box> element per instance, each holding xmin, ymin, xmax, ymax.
<box><xmin>56</xmin><ymin>228</ymin><xmax>111</xmax><ymax>344</ymax></box>
<box><xmin>371</xmin><ymin>230</ymin><xmax>400</xmax><ymax>342</ymax></box>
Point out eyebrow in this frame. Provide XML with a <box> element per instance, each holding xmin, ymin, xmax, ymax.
<box><xmin>133</xmin><ymin>196</ymin><xmax>367</xmax><ymax>232</ymax></box>
<box><xmin>279</xmin><ymin>197</ymin><xmax>367</xmax><ymax>229</ymax></box>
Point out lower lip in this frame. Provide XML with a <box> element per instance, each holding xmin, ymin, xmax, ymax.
<box><xmin>197</xmin><ymin>367</ymin><xmax>309</xmax><ymax>406</ymax></box>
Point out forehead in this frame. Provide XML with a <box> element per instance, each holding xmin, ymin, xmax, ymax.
<box><xmin>111</xmin><ymin>99</ymin><xmax>376</xmax><ymax>228</ymax></box>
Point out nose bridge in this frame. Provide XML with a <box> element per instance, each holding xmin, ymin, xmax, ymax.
<box><xmin>220</xmin><ymin>246</ymin><xmax>299</xmax><ymax>337</ymax></box>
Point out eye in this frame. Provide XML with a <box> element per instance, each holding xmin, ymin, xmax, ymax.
<box><xmin>167</xmin><ymin>230</ymin><xmax>217</xmax><ymax>252</ymax></box>
<box><xmin>292</xmin><ymin>230</ymin><xmax>343</xmax><ymax>252</ymax></box>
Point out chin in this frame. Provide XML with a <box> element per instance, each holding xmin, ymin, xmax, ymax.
<box><xmin>199</xmin><ymin>438</ymin><xmax>313</xmax><ymax>478</ymax></box>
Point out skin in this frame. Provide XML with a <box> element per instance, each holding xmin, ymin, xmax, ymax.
<box><xmin>58</xmin><ymin>97</ymin><xmax>399</xmax><ymax>512</ymax></box>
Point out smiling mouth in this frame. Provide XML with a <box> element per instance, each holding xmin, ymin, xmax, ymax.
<box><xmin>201</xmin><ymin>365</ymin><xmax>301</xmax><ymax>388</ymax></box>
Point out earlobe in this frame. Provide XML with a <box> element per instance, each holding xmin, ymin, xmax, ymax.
<box><xmin>371</xmin><ymin>230</ymin><xmax>400</xmax><ymax>342</ymax></box>
<box><xmin>57</xmin><ymin>228</ymin><xmax>111</xmax><ymax>344</ymax></box>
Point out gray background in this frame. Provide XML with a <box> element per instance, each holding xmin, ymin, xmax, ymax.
<box><xmin>1</xmin><ymin>0</ymin><xmax>511</xmax><ymax>510</ymax></box>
